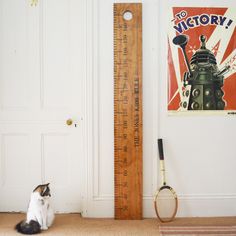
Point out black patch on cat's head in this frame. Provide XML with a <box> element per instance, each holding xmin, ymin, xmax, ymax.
<box><xmin>42</xmin><ymin>183</ymin><xmax>51</xmax><ymax>197</ymax></box>
<box><xmin>33</xmin><ymin>183</ymin><xmax>51</xmax><ymax>197</ymax></box>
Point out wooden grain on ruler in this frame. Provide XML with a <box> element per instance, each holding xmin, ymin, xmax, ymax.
<box><xmin>114</xmin><ymin>3</ymin><xmax>142</xmax><ymax>220</ymax></box>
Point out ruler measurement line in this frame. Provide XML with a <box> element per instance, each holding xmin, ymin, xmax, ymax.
<box><xmin>114</xmin><ymin>3</ymin><xmax>143</xmax><ymax>220</ymax></box>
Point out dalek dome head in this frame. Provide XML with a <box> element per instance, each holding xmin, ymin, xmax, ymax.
<box><xmin>190</xmin><ymin>35</ymin><xmax>217</xmax><ymax>66</ymax></box>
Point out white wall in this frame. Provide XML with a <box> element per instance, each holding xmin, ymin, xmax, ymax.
<box><xmin>83</xmin><ymin>0</ymin><xmax>236</xmax><ymax>218</ymax></box>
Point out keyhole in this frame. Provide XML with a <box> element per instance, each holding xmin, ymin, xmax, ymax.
<box><xmin>123</xmin><ymin>11</ymin><xmax>133</xmax><ymax>21</ymax></box>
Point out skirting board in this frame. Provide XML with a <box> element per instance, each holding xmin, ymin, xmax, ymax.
<box><xmin>82</xmin><ymin>194</ymin><xmax>236</xmax><ymax>218</ymax></box>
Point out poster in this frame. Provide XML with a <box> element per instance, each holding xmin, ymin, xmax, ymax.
<box><xmin>168</xmin><ymin>7</ymin><xmax>236</xmax><ymax>115</ymax></box>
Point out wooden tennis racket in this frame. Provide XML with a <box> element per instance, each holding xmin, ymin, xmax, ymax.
<box><xmin>154</xmin><ymin>139</ymin><xmax>178</xmax><ymax>222</ymax></box>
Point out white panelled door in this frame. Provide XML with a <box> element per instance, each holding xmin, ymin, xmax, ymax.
<box><xmin>0</xmin><ymin>0</ymin><xmax>86</xmax><ymax>213</ymax></box>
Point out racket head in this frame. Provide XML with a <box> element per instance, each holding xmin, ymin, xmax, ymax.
<box><xmin>154</xmin><ymin>185</ymin><xmax>178</xmax><ymax>223</ymax></box>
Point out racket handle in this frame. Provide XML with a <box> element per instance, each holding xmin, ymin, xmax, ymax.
<box><xmin>158</xmin><ymin>139</ymin><xmax>164</xmax><ymax>160</ymax></box>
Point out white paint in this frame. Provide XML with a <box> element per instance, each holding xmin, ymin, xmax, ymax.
<box><xmin>0</xmin><ymin>0</ymin><xmax>236</xmax><ymax>217</ymax></box>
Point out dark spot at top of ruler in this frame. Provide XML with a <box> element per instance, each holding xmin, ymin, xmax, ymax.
<box><xmin>114</xmin><ymin>24</ymin><xmax>123</xmax><ymax>28</ymax></box>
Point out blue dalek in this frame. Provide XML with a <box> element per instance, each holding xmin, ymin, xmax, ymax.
<box><xmin>173</xmin><ymin>34</ymin><xmax>230</xmax><ymax>110</ymax></box>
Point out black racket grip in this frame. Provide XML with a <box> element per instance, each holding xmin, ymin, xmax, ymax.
<box><xmin>158</xmin><ymin>139</ymin><xmax>164</xmax><ymax>160</ymax></box>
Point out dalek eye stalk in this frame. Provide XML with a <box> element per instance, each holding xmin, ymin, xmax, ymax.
<box><xmin>173</xmin><ymin>34</ymin><xmax>230</xmax><ymax>111</ymax></box>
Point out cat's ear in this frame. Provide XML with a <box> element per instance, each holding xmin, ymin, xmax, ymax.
<box><xmin>46</xmin><ymin>183</ymin><xmax>50</xmax><ymax>186</ymax></box>
<box><xmin>33</xmin><ymin>185</ymin><xmax>41</xmax><ymax>192</ymax></box>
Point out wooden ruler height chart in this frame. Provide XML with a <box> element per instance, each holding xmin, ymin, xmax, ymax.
<box><xmin>114</xmin><ymin>3</ymin><xmax>143</xmax><ymax>220</ymax></box>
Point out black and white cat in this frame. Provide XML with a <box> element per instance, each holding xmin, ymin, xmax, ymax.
<box><xmin>15</xmin><ymin>183</ymin><xmax>54</xmax><ymax>234</ymax></box>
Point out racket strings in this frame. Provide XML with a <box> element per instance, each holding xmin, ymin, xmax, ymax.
<box><xmin>155</xmin><ymin>188</ymin><xmax>177</xmax><ymax>222</ymax></box>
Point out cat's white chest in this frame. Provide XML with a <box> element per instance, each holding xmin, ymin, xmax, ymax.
<box><xmin>26</xmin><ymin>192</ymin><xmax>54</xmax><ymax>229</ymax></box>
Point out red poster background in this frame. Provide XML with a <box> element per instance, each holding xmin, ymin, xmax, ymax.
<box><xmin>168</xmin><ymin>7</ymin><xmax>236</xmax><ymax>111</ymax></box>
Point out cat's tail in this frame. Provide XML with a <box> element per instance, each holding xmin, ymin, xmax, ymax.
<box><xmin>15</xmin><ymin>220</ymin><xmax>41</xmax><ymax>234</ymax></box>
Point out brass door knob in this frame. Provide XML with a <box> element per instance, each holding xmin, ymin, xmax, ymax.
<box><xmin>66</xmin><ymin>119</ymin><xmax>73</xmax><ymax>126</ymax></box>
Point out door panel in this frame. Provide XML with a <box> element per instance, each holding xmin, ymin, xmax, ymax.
<box><xmin>0</xmin><ymin>0</ymin><xmax>29</xmax><ymax>110</ymax></box>
<box><xmin>2</xmin><ymin>134</ymin><xmax>31</xmax><ymax>187</ymax></box>
<box><xmin>42</xmin><ymin>0</ymin><xmax>85</xmax><ymax>114</ymax></box>
<box><xmin>42</xmin><ymin>0</ymin><xmax>71</xmax><ymax>109</ymax></box>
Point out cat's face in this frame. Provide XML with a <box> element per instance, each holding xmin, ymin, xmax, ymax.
<box><xmin>33</xmin><ymin>183</ymin><xmax>51</xmax><ymax>197</ymax></box>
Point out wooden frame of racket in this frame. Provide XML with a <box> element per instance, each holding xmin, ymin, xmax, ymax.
<box><xmin>154</xmin><ymin>140</ymin><xmax>178</xmax><ymax>223</ymax></box>
<box><xmin>154</xmin><ymin>185</ymin><xmax>178</xmax><ymax>223</ymax></box>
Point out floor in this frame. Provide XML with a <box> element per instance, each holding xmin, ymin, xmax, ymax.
<box><xmin>0</xmin><ymin>213</ymin><xmax>235</xmax><ymax>236</ymax></box>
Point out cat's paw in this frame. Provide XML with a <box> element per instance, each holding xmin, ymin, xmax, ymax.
<box><xmin>41</xmin><ymin>226</ymin><xmax>48</xmax><ymax>230</ymax></box>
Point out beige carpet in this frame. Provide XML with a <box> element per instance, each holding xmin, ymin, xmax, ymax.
<box><xmin>0</xmin><ymin>213</ymin><xmax>159</xmax><ymax>236</ymax></box>
<box><xmin>0</xmin><ymin>213</ymin><xmax>236</xmax><ymax>236</ymax></box>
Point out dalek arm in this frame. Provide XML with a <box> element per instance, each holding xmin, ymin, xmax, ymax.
<box><xmin>214</xmin><ymin>65</ymin><xmax>230</xmax><ymax>77</ymax></box>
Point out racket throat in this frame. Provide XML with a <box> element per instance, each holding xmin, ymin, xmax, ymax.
<box><xmin>160</xmin><ymin>160</ymin><xmax>167</xmax><ymax>186</ymax></box>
